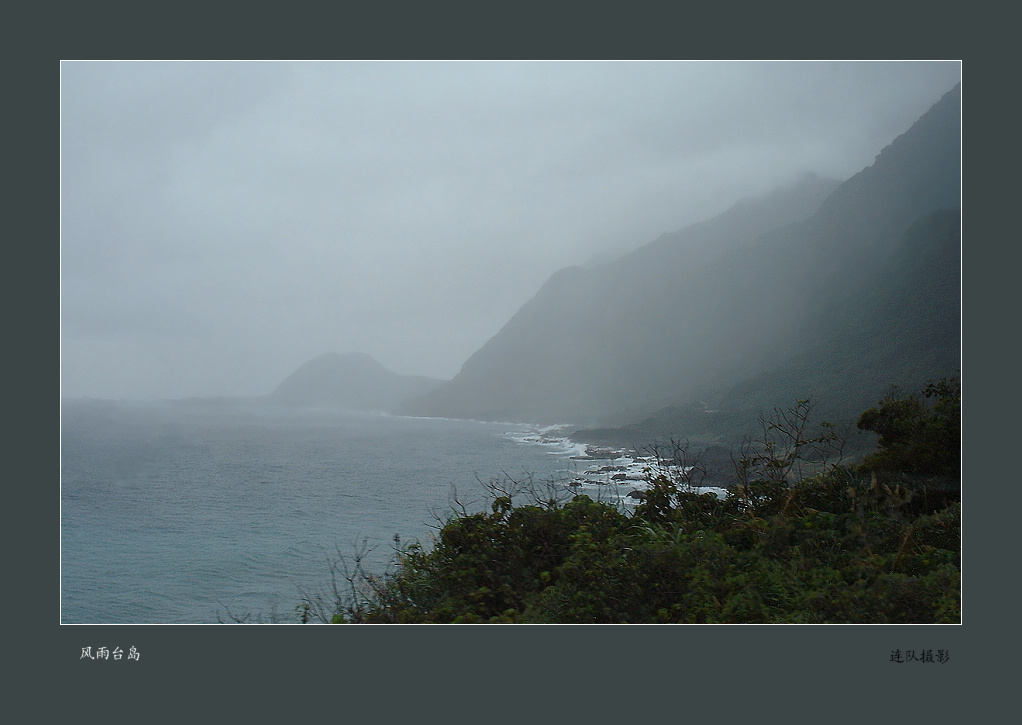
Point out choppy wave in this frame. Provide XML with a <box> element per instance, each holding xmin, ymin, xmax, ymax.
<box><xmin>60</xmin><ymin>402</ymin><xmax>586</xmax><ymax>623</ymax></box>
<box><xmin>505</xmin><ymin>425</ymin><xmax>729</xmax><ymax>507</ymax></box>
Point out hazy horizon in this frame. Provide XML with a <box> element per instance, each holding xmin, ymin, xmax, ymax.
<box><xmin>60</xmin><ymin>60</ymin><xmax>961</xmax><ymax>401</ymax></box>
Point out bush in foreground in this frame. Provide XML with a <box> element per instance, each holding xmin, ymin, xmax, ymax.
<box><xmin>311</xmin><ymin>382</ymin><xmax>960</xmax><ymax>624</ymax></box>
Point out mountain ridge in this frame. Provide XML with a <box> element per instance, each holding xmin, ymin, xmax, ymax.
<box><xmin>402</xmin><ymin>83</ymin><xmax>961</xmax><ymax>442</ymax></box>
<box><xmin>270</xmin><ymin>352</ymin><xmax>446</xmax><ymax>413</ymax></box>
<box><xmin>401</xmin><ymin>173</ymin><xmax>843</xmax><ymax>425</ymax></box>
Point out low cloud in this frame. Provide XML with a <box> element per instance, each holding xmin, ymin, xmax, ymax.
<box><xmin>60</xmin><ymin>60</ymin><xmax>961</xmax><ymax>399</ymax></box>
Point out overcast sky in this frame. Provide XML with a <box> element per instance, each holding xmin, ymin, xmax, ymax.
<box><xmin>60</xmin><ymin>61</ymin><xmax>961</xmax><ymax>400</ymax></box>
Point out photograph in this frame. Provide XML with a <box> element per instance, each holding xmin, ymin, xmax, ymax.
<box><xmin>60</xmin><ymin>60</ymin><xmax>961</xmax><ymax>627</ymax></box>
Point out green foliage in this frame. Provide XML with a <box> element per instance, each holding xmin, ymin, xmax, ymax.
<box><xmin>320</xmin><ymin>384</ymin><xmax>959</xmax><ymax>624</ymax></box>
<box><xmin>354</xmin><ymin>494</ymin><xmax>636</xmax><ymax>623</ymax></box>
<box><xmin>856</xmin><ymin>376</ymin><xmax>960</xmax><ymax>483</ymax></box>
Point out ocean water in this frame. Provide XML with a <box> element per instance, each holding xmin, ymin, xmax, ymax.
<box><xmin>60</xmin><ymin>398</ymin><xmax>610</xmax><ymax>624</ymax></box>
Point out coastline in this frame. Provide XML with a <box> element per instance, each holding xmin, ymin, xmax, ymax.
<box><xmin>506</xmin><ymin>424</ymin><xmax>731</xmax><ymax>507</ymax></box>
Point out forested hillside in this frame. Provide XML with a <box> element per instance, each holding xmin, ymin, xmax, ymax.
<box><xmin>403</xmin><ymin>84</ymin><xmax>961</xmax><ymax>444</ymax></box>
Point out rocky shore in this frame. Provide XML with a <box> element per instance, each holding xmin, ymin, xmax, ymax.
<box><xmin>507</xmin><ymin>426</ymin><xmax>732</xmax><ymax>506</ymax></box>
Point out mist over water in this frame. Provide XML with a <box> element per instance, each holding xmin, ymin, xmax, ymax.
<box><xmin>60</xmin><ymin>400</ymin><xmax>591</xmax><ymax>623</ymax></box>
<box><xmin>59</xmin><ymin>63</ymin><xmax>962</xmax><ymax>626</ymax></box>
<box><xmin>59</xmin><ymin>61</ymin><xmax>962</xmax><ymax>402</ymax></box>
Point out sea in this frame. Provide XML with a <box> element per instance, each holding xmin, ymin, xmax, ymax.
<box><xmin>61</xmin><ymin>397</ymin><xmax>679</xmax><ymax>624</ymax></box>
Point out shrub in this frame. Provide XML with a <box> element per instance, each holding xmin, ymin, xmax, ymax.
<box><xmin>318</xmin><ymin>384</ymin><xmax>960</xmax><ymax>624</ymax></box>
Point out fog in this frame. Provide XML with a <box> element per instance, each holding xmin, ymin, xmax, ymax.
<box><xmin>60</xmin><ymin>61</ymin><xmax>961</xmax><ymax>401</ymax></box>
